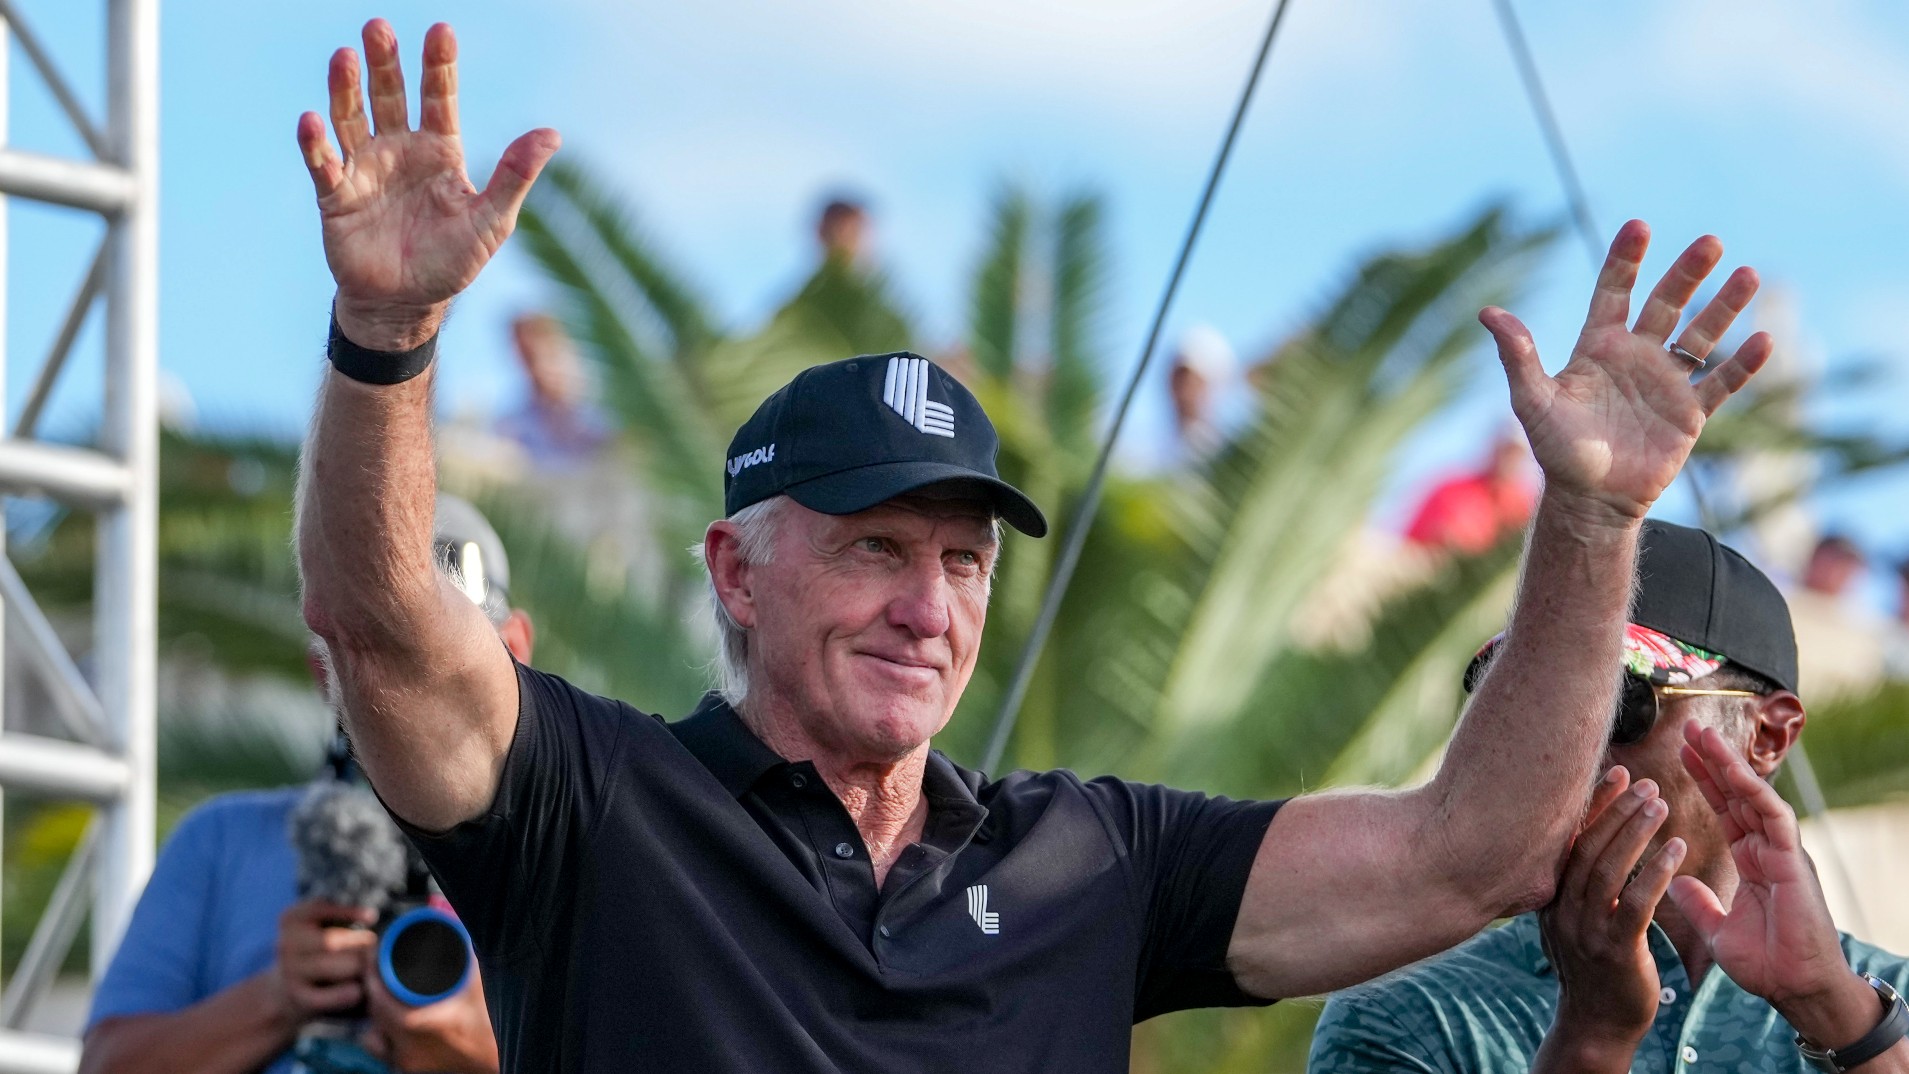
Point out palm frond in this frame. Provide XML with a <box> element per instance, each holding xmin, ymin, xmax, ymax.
<box><xmin>1140</xmin><ymin>209</ymin><xmax>1553</xmax><ymax>737</ymax></box>
<box><xmin>1046</xmin><ymin>192</ymin><xmax>1108</xmax><ymax>457</ymax></box>
<box><xmin>968</xmin><ymin>187</ymin><xmax>1031</xmax><ymax>382</ymax></box>
<box><xmin>535</xmin><ymin>160</ymin><xmax>719</xmax><ymax>361</ymax></box>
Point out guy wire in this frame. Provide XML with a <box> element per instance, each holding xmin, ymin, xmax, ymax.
<box><xmin>981</xmin><ymin>0</ymin><xmax>1297</xmax><ymax>774</ymax></box>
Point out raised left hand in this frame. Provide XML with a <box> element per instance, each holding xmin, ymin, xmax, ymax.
<box><xmin>1667</xmin><ymin>722</ymin><xmax>1869</xmax><ymax>1042</ymax></box>
<box><xmin>1482</xmin><ymin>221</ymin><xmax>1772</xmax><ymax>523</ymax></box>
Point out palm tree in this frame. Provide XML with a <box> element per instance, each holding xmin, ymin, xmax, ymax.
<box><xmin>9</xmin><ymin>163</ymin><xmax>1909</xmax><ymax>1071</ymax></box>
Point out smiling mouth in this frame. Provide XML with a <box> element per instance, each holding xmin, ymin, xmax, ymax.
<box><xmin>859</xmin><ymin>652</ymin><xmax>942</xmax><ymax>674</ymax></box>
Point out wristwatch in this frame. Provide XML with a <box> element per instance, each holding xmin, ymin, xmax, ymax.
<box><xmin>1798</xmin><ymin>974</ymin><xmax>1909</xmax><ymax>1073</ymax></box>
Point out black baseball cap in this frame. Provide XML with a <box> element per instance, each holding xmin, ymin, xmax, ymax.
<box><xmin>1465</xmin><ymin>519</ymin><xmax>1799</xmax><ymax>693</ymax></box>
<box><xmin>722</xmin><ymin>353</ymin><xmax>1047</xmax><ymax>537</ymax></box>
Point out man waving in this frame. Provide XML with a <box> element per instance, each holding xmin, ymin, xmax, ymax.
<box><xmin>294</xmin><ymin>20</ymin><xmax>1774</xmax><ymax>1072</ymax></box>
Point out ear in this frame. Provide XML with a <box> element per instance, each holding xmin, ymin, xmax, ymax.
<box><xmin>704</xmin><ymin>521</ymin><xmax>758</xmax><ymax>629</ymax></box>
<box><xmin>499</xmin><ymin>609</ymin><xmax>536</xmax><ymax>664</ymax></box>
<box><xmin>1746</xmin><ymin>691</ymin><xmax>1806</xmax><ymax>777</ymax></box>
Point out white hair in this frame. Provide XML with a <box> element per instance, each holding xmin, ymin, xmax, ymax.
<box><xmin>693</xmin><ymin>496</ymin><xmax>790</xmax><ymax>708</ymax></box>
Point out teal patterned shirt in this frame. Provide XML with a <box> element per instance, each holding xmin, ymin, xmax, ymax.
<box><xmin>1309</xmin><ymin>914</ymin><xmax>1909</xmax><ymax>1073</ymax></box>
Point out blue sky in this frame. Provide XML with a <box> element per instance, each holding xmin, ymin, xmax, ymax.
<box><xmin>10</xmin><ymin>0</ymin><xmax>1909</xmax><ymax>606</ymax></box>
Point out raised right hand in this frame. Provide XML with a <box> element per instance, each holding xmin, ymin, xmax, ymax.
<box><xmin>272</xmin><ymin>899</ymin><xmax>378</xmax><ymax>1022</ymax></box>
<box><xmin>296</xmin><ymin>20</ymin><xmax>560</xmax><ymax>350</ymax></box>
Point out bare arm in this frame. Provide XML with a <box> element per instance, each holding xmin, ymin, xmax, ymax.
<box><xmin>294</xmin><ymin>20</ymin><xmax>558</xmax><ymax>830</ymax></box>
<box><xmin>82</xmin><ymin>901</ymin><xmax>377</xmax><ymax>1074</ymax></box>
<box><xmin>81</xmin><ymin>973</ymin><xmax>295</xmax><ymax>1074</ymax></box>
<box><xmin>1228</xmin><ymin>221</ymin><xmax>1772</xmax><ymax>998</ymax></box>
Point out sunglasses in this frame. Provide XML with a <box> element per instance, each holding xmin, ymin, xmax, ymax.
<box><xmin>434</xmin><ymin>538</ymin><xmax>507</xmax><ymax>621</ymax></box>
<box><xmin>1612</xmin><ymin>675</ymin><xmax>1760</xmax><ymax>745</ymax></box>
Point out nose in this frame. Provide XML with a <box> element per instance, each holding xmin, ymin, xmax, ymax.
<box><xmin>886</xmin><ymin>560</ymin><xmax>952</xmax><ymax>639</ymax></box>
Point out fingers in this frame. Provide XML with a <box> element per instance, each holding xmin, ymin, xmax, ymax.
<box><xmin>362</xmin><ymin>19</ymin><xmax>410</xmax><ymax>135</ymax></box>
<box><xmin>1578</xmin><ymin>783</ymin><xmax>1667</xmax><ymax>909</ymax></box>
<box><xmin>478</xmin><ymin>128</ymin><xmax>563</xmax><ymax>237</ymax></box>
<box><xmin>1580</xmin><ymin>765</ymin><xmax>1632</xmax><ymax>831</ymax></box>
<box><xmin>1694</xmin><ymin>331</ymin><xmax>1773</xmax><ymax>416</ymax></box>
<box><xmin>1479</xmin><ymin>306</ymin><xmax>1554</xmax><ymax>420</ymax></box>
<box><xmin>328</xmin><ymin>48</ymin><xmax>371</xmax><ymax>158</ymax></box>
<box><xmin>1631</xmin><ymin>235</ymin><xmax>1723</xmax><ymax>343</ymax></box>
<box><xmin>1672</xmin><ymin>266</ymin><xmax>1760</xmax><ymax>361</ymax></box>
<box><xmin>291</xmin><ymin>978</ymin><xmax>366</xmax><ymax>1016</ymax></box>
<box><xmin>1583</xmin><ymin>220</ymin><xmax>1651</xmax><ymax>330</ymax></box>
<box><xmin>286</xmin><ymin>900</ymin><xmax>378</xmax><ymax>928</ymax></box>
<box><xmin>1563</xmin><ymin>777</ymin><xmax>1660</xmax><ymax>901</ymax></box>
<box><xmin>1687</xmin><ymin>721</ymin><xmax>1801</xmax><ymax>851</ymax></box>
<box><xmin>1615</xmin><ymin>837</ymin><xmax>1686</xmax><ymax>933</ymax></box>
<box><xmin>297</xmin><ymin>112</ymin><xmax>345</xmax><ymax>198</ymax></box>
<box><xmin>419</xmin><ymin>23</ymin><xmax>459</xmax><ymax>137</ymax></box>
<box><xmin>1668</xmin><ymin>874</ymin><xmax>1728</xmax><ymax>940</ymax></box>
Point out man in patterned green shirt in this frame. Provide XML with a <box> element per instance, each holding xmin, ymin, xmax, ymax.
<box><xmin>1310</xmin><ymin>521</ymin><xmax>1909</xmax><ymax>1074</ymax></box>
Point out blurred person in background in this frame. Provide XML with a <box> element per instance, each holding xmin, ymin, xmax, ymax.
<box><xmin>1167</xmin><ymin>323</ymin><xmax>1237</xmax><ymax>466</ymax></box>
<box><xmin>1788</xmin><ymin>533</ymin><xmax>1887</xmax><ymax>699</ymax></box>
<box><xmin>1310</xmin><ymin>520</ymin><xmax>1909</xmax><ymax>1074</ymax></box>
<box><xmin>295</xmin><ymin>19</ymin><xmax>1777</xmax><ymax>1070</ymax></box>
<box><xmin>79</xmin><ymin>496</ymin><xmax>523</xmax><ymax>1074</ymax></box>
<box><xmin>1403</xmin><ymin>424</ymin><xmax>1537</xmax><ymax>554</ymax></box>
<box><xmin>815</xmin><ymin>196</ymin><xmax>869</xmax><ymax>264</ymax></box>
<box><xmin>492</xmin><ymin>312</ymin><xmax>610</xmax><ymax>474</ymax></box>
<box><xmin>1803</xmin><ymin>534</ymin><xmax>1868</xmax><ymax>599</ymax></box>
<box><xmin>771</xmin><ymin>192</ymin><xmax>911</xmax><ymax>354</ymax></box>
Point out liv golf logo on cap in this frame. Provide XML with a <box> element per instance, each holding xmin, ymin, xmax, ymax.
<box><xmin>882</xmin><ymin>356</ymin><xmax>956</xmax><ymax>438</ymax></box>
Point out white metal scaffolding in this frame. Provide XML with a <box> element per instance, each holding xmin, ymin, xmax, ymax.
<box><xmin>0</xmin><ymin>1</ymin><xmax>157</xmax><ymax>1071</ymax></box>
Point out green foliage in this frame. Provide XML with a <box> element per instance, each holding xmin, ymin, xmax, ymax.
<box><xmin>23</xmin><ymin>160</ymin><xmax>1906</xmax><ymax>1073</ymax></box>
<box><xmin>1785</xmin><ymin>682</ymin><xmax>1909</xmax><ymax>808</ymax></box>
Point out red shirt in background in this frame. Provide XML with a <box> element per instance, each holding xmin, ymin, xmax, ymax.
<box><xmin>1404</xmin><ymin>473</ymin><xmax>1534</xmax><ymax>553</ymax></box>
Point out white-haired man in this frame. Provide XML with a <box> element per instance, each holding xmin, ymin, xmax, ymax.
<box><xmin>294</xmin><ymin>19</ymin><xmax>1780</xmax><ymax>1072</ymax></box>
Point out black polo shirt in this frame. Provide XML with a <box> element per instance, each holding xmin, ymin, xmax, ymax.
<box><xmin>407</xmin><ymin>663</ymin><xmax>1284</xmax><ymax>1073</ymax></box>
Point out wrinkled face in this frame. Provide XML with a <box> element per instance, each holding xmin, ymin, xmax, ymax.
<box><xmin>742</xmin><ymin>497</ymin><xmax>997</xmax><ymax>763</ymax></box>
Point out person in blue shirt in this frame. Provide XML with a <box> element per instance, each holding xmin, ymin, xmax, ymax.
<box><xmin>80</xmin><ymin>496</ymin><xmax>532</xmax><ymax>1074</ymax></box>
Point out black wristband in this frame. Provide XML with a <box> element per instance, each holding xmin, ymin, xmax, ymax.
<box><xmin>1799</xmin><ymin>975</ymin><xmax>1909</xmax><ymax>1073</ymax></box>
<box><xmin>327</xmin><ymin>313</ymin><xmax>439</xmax><ymax>385</ymax></box>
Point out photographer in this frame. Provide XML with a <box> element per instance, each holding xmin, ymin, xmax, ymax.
<box><xmin>80</xmin><ymin>496</ymin><xmax>525</xmax><ymax>1074</ymax></box>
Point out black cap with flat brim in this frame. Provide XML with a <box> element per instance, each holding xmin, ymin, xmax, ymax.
<box><xmin>722</xmin><ymin>354</ymin><xmax>1048</xmax><ymax>537</ymax></box>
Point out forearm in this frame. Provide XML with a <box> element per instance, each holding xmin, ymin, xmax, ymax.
<box><xmin>80</xmin><ymin>971</ymin><xmax>297</xmax><ymax>1074</ymax></box>
<box><xmin>1429</xmin><ymin>489</ymin><xmax>1640</xmax><ymax>907</ymax></box>
<box><xmin>1530</xmin><ymin>1030</ymin><xmax>1639</xmax><ymax>1074</ymax></box>
<box><xmin>297</xmin><ymin>335</ymin><xmax>442</xmax><ymax>658</ymax></box>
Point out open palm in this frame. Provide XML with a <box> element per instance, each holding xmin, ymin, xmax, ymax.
<box><xmin>1669</xmin><ymin>722</ymin><xmax>1851</xmax><ymax>1005</ymax></box>
<box><xmin>297</xmin><ymin>20</ymin><xmax>560</xmax><ymax>349</ymax></box>
<box><xmin>1481</xmin><ymin>221</ymin><xmax>1771</xmax><ymax>520</ymax></box>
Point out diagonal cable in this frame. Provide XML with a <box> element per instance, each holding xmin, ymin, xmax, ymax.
<box><xmin>981</xmin><ymin>0</ymin><xmax>1297</xmax><ymax>774</ymax></box>
<box><xmin>1489</xmin><ymin>0</ymin><xmax>1602</xmax><ymax>264</ymax></box>
<box><xmin>1489</xmin><ymin>0</ymin><xmax>1867</xmax><ymax>939</ymax></box>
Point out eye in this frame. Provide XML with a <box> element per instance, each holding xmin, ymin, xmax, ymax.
<box><xmin>857</xmin><ymin>537</ymin><xmax>889</xmax><ymax>555</ymax></box>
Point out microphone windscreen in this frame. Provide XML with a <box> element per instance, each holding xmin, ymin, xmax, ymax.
<box><xmin>288</xmin><ymin>779</ymin><xmax>409</xmax><ymax>910</ymax></box>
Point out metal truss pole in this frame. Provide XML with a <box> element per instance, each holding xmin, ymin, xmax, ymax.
<box><xmin>94</xmin><ymin>0</ymin><xmax>159</xmax><ymax>979</ymax></box>
<box><xmin>0</xmin><ymin>1</ymin><xmax>158</xmax><ymax>1069</ymax></box>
